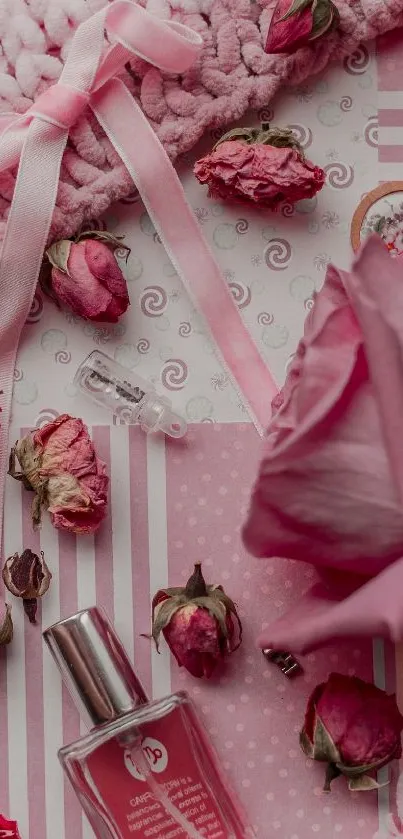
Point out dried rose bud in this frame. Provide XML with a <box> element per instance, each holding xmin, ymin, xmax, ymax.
<box><xmin>265</xmin><ymin>0</ymin><xmax>339</xmax><ymax>55</ymax></box>
<box><xmin>152</xmin><ymin>563</ymin><xmax>242</xmax><ymax>679</ymax></box>
<box><xmin>0</xmin><ymin>814</ymin><xmax>21</xmax><ymax>838</ymax></box>
<box><xmin>0</xmin><ymin>604</ymin><xmax>13</xmax><ymax>645</ymax></box>
<box><xmin>300</xmin><ymin>672</ymin><xmax>403</xmax><ymax>791</ymax></box>
<box><xmin>3</xmin><ymin>550</ymin><xmax>52</xmax><ymax>624</ymax></box>
<box><xmin>194</xmin><ymin>125</ymin><xmax>325</xmax><ymax>210</ymax></box>
<box><xmin>41</xmin><ymin>230</ymin><xmax>130</xmax><ymax>323</ymax></box>
<box><xmin>8</xmin><ymin>414</ymin><xmax>108</xmax><ymax>534</ymax></box>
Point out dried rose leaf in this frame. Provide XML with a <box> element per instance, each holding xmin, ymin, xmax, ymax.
<box><xmin>348</xmin><ymin>775</ymin><xmax>386</xmax><ymax>791</ymax></box>
<box><xmin>46</xmin><ymin>239</ymin><xmax>72</xmax><ymax>275</ymax></box>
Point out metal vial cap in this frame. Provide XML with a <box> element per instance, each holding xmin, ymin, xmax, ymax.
<box><xmin>43</xmin><ymin>607</ymin><xmax>148</xmax><ymax>729</ymax></box>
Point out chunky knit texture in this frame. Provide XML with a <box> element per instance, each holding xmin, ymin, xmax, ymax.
<box><xmin>0</xmin><ymin>0</ymin><xmax>401</xmax><ymax>241</ymax></box>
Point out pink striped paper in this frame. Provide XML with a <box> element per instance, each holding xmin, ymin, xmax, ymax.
<box><xmin>22</xmin><ymin>490</ymin><xmax>46</xmax><ymax>839</ymax></box>
<box><xmin>129</xmin><ymin>426</ymin><xmax>152</xmax><ymax>698</ymax></box>
<box><xmin>0</xmin><ymin>647</ymin><xmax>8</xmax><ymax>815</ymax></box>
<box><xmin>378</xmin><ymin>29</ymin><xmax>403</xmax><ymax>173</ymax></box>
<box><xmin>93</xmin><ymin>428</ymin><xmax>114</xmax><ymax>623</ymax></box>
<box><xmin>0</xmin><ymin>419</ymin><xmax>395</xmax><ymax>839</ymax></box>
<box><xmin>59</xmin><ymin>531</ymin><xmax>82</xmax><ymax>839</ymax></box>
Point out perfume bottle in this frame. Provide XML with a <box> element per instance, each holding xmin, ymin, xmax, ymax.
<box><xmin>74</xmin><ymin>350</ymin><xmax>187</xmax><ymax>438</ymax></box>
<box><xmin>44</xmin><ymin>607</ymin><xmax>256</xmax><ymax>839</ymax></box>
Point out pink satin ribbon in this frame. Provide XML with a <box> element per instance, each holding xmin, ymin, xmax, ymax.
<box><xmin>0</xmin><ymin>0</ymin><xmax>277</xmax><ymax>560</ymax></box>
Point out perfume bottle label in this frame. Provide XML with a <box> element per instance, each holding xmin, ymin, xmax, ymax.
<box><xmin>86</xmin><ymin>710</ymin><xmax>232</xmax><ymax>838</ymax></box>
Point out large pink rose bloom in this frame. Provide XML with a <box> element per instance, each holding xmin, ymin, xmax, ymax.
<box><xmin>49</xmin><ymin>238</ymin><xmax>129</xmax><ymax>322</ymax></box>
<box><xmin>194</xmin><ymin>140</ymin><xmax>325</xmax><ymax>209</ymax></box>
<box><xmin>9</xmin><ymin>415</ymin><xmax>109</xmax><ymax>534</ymax></box>
<box><xmin>243</xmin><ymin>236</ymin><xmax>403</xmax><ymax>653</ymax></box>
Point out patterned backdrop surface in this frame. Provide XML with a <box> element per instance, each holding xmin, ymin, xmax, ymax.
<box><xmin>2</xmin><ymin>33</ymin><xmax>403</xmax><ymax>839</ymax></box>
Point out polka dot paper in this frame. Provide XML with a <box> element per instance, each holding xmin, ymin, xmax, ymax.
<box><xmin>166</xmin><ymin>425</ymin><xmax>381</xmax><ymax>838</ymax></box>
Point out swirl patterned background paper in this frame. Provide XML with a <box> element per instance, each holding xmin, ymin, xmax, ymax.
<box><xmin>2</xmin><ymin>34</ymin><xmax>403</xmax><ymax>839</ymax></box>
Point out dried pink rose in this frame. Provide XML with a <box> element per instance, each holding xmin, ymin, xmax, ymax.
<box><xmin>152</xmin><ymin>563</ymin><xmax>242</xmax><ymax>679</ymax></box>
<box><xmin>43</xmin><ymin>230</ymin><xmax>130</xmax><ymax>323</ymax></box>
<box><xmin>194</xmin><ymin>126</ymin><xmax>325</xmax><ymax>210</ymax></box>
<box><xmin>301</xmin><ymin>673</ymin><xmax>403</xmax><ymax>791</ymax></box>
<box><xmin>0</xmin><ymin>814</ymin><xmax>21</xmax><ymax>838</ymax></box>
<box><xmin>3</xmin><ymin>550</ymin><xmax>51</xmax><ymax>624</ymax></box>
<box><xmin>8</xmin><ymin>414</ymin><xmax>108</xmax><ymax>534</ymax></box>
<box><xmin>265</xmin><ymin>0</ymin><xmax>339</xmax><ymax>55</ymax></box>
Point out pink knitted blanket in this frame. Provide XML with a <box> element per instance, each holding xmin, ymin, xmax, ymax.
<box><xmin>0</xmin><ymin>0</ymin><xmax>402</xmax><ymax>242</ymax></box>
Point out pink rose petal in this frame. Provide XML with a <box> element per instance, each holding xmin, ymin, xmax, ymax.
<box><xmin>312</xmin><ymin>673</ymin><xmax>403</xmax><ymax>766</ymax></box>
<box><xmin>50</xmin><ymin>239</ymin><xmax>129</xmax><ymax>323</ymax></box>
<box><xmin>33</xmin><ymin>414</ymin><xmax>108</xmax><ymax>535</ymax></box>
<box><xmin>265</xmin><ymin>0</ymin><xmax>314</xmax><ymax>54</ymax></box>
<box><xmin>0</xmin><ymin>814</ymin><xmax>21</xmax><ymax>838</ymax></box>
<box><xmin>245</xmin><ymin>236</ymin><xmax>403</xmax><ymax>653</ymax></box>
<box><xmin>194</xmin><ymin>141</ymin><xmax>325</xmax><ymax>209</ymax></box>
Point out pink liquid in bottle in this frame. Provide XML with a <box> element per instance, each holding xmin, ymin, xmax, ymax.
<box><xmin>44</xmin><ymin>607</ymin><xmax>256</xmax><ymax>839</ymax></box>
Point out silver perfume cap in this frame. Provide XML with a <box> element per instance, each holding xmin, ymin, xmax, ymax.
<box><xmin>43</xmin><ymin>607</ymin><xmax>148</xmax><ymax>729</ymax></box>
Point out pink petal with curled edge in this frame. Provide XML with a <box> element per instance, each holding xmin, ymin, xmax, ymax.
<box><xmin>316</xmin><ymin>674</ymin><xmax>403</xmax><ymax>766</ymax></box>
<box><xmin>85</xmin><ymin>240</ymin><xmax>129</xmax><ymax>300</ymax></box>
<box><xmin>0</xmin><ymin>814</ymin><xmax>21</xmax><ymax>838</ymax></box>
<box><xmin>246</xmin><ymin>236</ymin><xmax>403</xmax><ymax>654</ymax></box>
<box><xmin>243</xmin><ymin>238</ymin><xmax>403</xmax><ymax>571</ymax></box>
<box><xmin>164</xmin><ymin>606</ymin><xmax>221</xmax><ymax>678</ymax></box>
<box><xmin>303</xmin><ymin>682</ymin><xmax>325</xmax><ymax>744</ymax></box>
<box><xmin>265</xmin><ymin>0</ymin><xmax>313</xmax><ymax>54</ymax></box>
<box><xmin>32</xmin><ymin>414</ymin><xmax>109</xmax><ymax>535</ymax></box>
<box><xmin>50</xmin><ymin>504</ymin><xmax>106</xmax><ymax>534</ymax></box>
<box><xmin>52</xmin><ymin>242</ymin><xmax>113</xmax><ymax>320</ymax></box>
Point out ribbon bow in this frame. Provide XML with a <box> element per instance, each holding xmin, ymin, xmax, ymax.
<box><xmin>0</xmin><ymin>0</ymin><xmax>277</xmax><ymax>558</ymax></box>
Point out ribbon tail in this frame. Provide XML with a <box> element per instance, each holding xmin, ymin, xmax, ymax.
<box><xmin>0</xmin><ymin>119</ymin><xmax>67</xmax><ymax>560</ymax></box>
<box><xmin>92</xmin><ymin>78</ymin><xmax>277</xmax><ymax>434</ymax></box>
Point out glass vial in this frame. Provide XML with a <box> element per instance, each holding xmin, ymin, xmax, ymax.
<box><xmin>44</xmin><ymin>607</ymin><xmax>256</xmax><ymax>839</ymax></box>
<box><xmin>74</xmin><ymin>350</ymin><xmax>187</xmax><ymax>438</ymax></box>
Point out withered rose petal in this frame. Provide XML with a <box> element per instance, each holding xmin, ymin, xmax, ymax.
<box><xmin>319</xmin><ymin>674</ymin><xmax>403</xmax><ymax>766</ymax></box>
<box><xmin>0</xmin><ymin>605</ymin><xmax>13</xmax><ymax>645</ymax></box>
<box><xmin>50</xmin><ymin>239</ymin><xmax>129</xmax><ymax>323</ymax></box>
<box><xmin>164</xmin><ymin>605</ymin><xmax>222</xmax><ymax>678</ymax></box>
<box><xmin>5</xmin><ymin>552</ymin><xmax>33</xmax><ymax>595</ymax></box>
<box><xmin>301</xmin><ymin>673</ymin><xmax>403</xmax><ymax>789</ymax></box>
<box><xmin>194</xmin><ymin>142</ymin><xmax>325</xmax><ymax>210</ymax></box>
<box><xmin>85</xmin><ymin>239</ymin><xmax>129</xmax><ymax>299</ymax></box>
<box><xmin>302</xmin><ymin>682</ymin><xmax>325</xmax><ymax>744</ymax></box>
<box><xmin>33</xmin><ymin>414</ymin><xmax>108</xmax><ymax>534</ymax></box>
<box><xmin>10</xmin><ymin>415</ymin><xmax>109</xmax><ymax>535</ymax></box>
<box><xmin>2</xmin><ymin>550</ymin><xmax>51</xmax><ymax>625</ymax></box>
<box><xmin>266</xmin><ymin>0</ymin><xmax>314</xmax><ymax>54</ymax></box>
<box><xmin>0</xmin><ymin>813</ymin><xmax>21</xmax><ymax>838</ymax></box>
